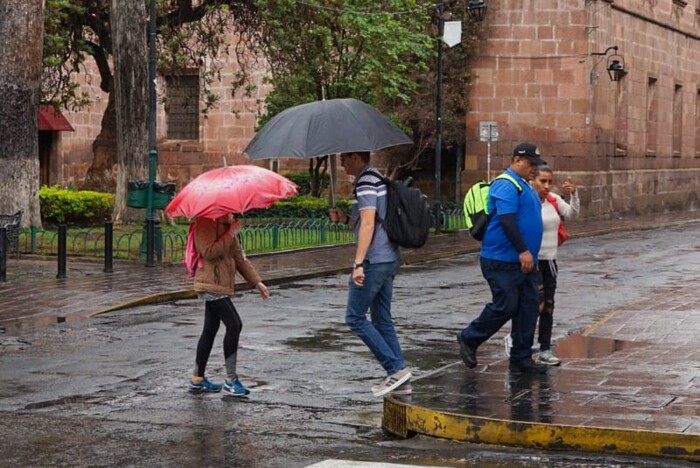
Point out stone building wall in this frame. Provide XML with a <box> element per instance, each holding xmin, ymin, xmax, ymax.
<box><xmin>464</xmin><ymin>0</ymin><xmax>700</xmax><ymax>219</ymax></box>
<box><xmin>55</xmin><ymin>31</ymin><xmax>269</xmax><ymax>190</ymax></box>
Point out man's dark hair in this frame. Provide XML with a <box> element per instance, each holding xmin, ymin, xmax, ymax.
<box><xmin>356</xmin><ymin>151</ymin><xmax>370</xmax><ymax>163</ymax></box>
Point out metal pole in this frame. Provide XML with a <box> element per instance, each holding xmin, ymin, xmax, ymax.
<box><xmin>487</xmin><ymin>137</ymin><xmax>491</xmax><ymax>182</ymax></box>
<box><xmin>434</xmin><ymin>0</ymin><xmax>444</xmax><ymax>234</ymax></box>
<box><xmin>57</xmin><ymin>224</ymin><xmax>67</xmax><ymax>279</ymax></box>
<box><xmin>104</xmin><ymin>221</ymin><xmax>113</xmax><ymax>273</ymax></box>
<box><xmin>146</xmin><ymin>0</ymin><xmax>158</xmax><ymax>267</ymax></box>
<box><xmin>455</xmin><ymin>144</ymin><xmax>463</xmax><ymax>204</ymax></box>
<box><xmin>0</xmin><ymin>227</ymin><xmax>7</xmax><ymax>282</ymax></box>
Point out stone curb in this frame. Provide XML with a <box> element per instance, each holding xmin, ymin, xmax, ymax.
<box><xmin>382</xmin><ymin>395</ymin><xmax>699</xmax><ymax>461</ymax></box>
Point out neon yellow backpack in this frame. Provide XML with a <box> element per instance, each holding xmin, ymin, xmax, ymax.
<box><xmin>463</xmin><ymin>174</ymin><xmax>522</xmax><ymax>241</ymax></box>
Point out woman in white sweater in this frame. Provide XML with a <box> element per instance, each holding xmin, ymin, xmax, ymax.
<box><xmin>532</xmin><ymin>165</ymin><xmax>579</xmax><ymax>365</ymax></box>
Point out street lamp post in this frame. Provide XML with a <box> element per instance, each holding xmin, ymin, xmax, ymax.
<box><xmin>434</xmin><ymin>0</ymin><xmax>487</xmax><ymax>233</ymax></box>
<box><xmin>146</xmin><ymin>0</ymin><xmax>158</xmax><ymax>266</ymax></box>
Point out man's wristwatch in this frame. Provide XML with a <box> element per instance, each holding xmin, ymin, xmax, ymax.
<box><xmin>353</xmin><ymin>262</ymin><xmax>363</xmax><ymax>269</ymax></box>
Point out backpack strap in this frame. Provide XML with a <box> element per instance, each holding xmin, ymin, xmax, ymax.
<box><xmin>494</xmin><ymin>173</ymin><xmax>523</xmax><ymax>192</ymax></box>
<box><xmin>488</xmin><ymin>173</ymin><xmax>523</xmax><ymax>217</ymax></box>
<box><xmin>546</xmin><ymin>193</ymin><xmax>562</xmax><ymax>217</ymax></box>
<box><xmin>353</xmin><ymin>167</ymin><xmax>386</xmax><ymax>223</ymax></box>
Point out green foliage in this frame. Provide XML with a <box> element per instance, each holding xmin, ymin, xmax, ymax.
<box><xmin>39</xmin><ymin>185</ymin><xmax>114</xmax><ymax>225</ymax></box>
<box><xmin>244</xmin><ymin>0</ymin><xmax>433</xmax><ymax>127</ymax></box>
<box><xmin>42</xmin><ymin>0</ymin><xmax>93</xmax><ymax>109</ymax></box>
<box><xmin>283</xmin><ymin>171</ymin><xmax>330</xmax><ymax>196</ymax></box>
<box><xmin>243</xmin><ymin>195</ymin><xmax>351</xmax><ymax>219</ymax></box>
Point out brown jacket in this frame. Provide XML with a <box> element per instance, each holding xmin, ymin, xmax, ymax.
<box><xmin>192</xmin><ymin>218</ymin><xmax>262</xmax><ymax>295</ymax></box>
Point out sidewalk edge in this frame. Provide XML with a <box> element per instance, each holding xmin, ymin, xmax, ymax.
<box><xmin>383</xmin><ymin>397</ymin><xmax>700</xmax><ymax>461</ymax></box>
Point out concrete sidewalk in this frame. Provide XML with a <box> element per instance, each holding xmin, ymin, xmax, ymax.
<box><xmin>383</xmin><ymin>285</ymin><xmax>700</xmax><ymax>461</ymax></box>
<box><xmin>1</xmin><ymin>211</ymin><xmax>700</xmax><ymax>462</ymax></box>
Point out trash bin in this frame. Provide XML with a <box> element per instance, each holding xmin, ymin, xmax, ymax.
<box><xmin>127</xmin><ymin>180</ymin><xmax>176</xmax><ymax>210</ymax></box>
<box><xmin>153</xmin><ymin>182</ymin><xmax>176</xmax><ymax>210</ymax></box>
<box><xmin>127</xmin><ymin>180</ymin><xmax>149</xmax><ymax>208</ymax></box>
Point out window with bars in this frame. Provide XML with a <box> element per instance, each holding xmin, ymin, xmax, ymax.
<box><xmin>695</xmin><ymin>89</ymin><xmax>700</xmax><ymax>158</ymax></box>
<box><xmin>672</xmin><ymin>84</ymin><xmax>683</xmax><ymax>158</ymax></box>
<box><xmin>165</xmin><ymin>73</ymin><xmax>200</xmax><ymax>141</ymax></box>
<box><xmin>645</xmin><ymin>77</ymin><xmax>658</xmax><ymax>157</ymax></box>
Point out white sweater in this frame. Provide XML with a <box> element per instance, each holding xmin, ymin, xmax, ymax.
<box><xmin>539</xmin><ymin>192</ymin><xmax>579</xmax><ymax>261</ymax></box>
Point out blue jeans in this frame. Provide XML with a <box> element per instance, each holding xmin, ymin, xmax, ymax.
<box><xmin>460</xmin><ymin>257</ymin><xmax>539</xmax><ymax>362</ymax></box>
<box><xmin>345</xmin><ymin>259</ymin><xmax>404</xmax><ymax>375</ymax></box>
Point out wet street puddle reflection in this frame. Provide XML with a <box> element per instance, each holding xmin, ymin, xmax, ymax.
<box><xmin>554</xmin><ymin>333</ymin><xmax>647</xmax><ymax>359</ymax></box>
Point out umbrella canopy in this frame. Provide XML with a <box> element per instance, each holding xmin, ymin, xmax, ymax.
<box><xmin>244</xmin><ymin>98</ymin><xmax>412</xmax><ymax>160</ymax></box>
<box><xmin>164</xmin><ymin>165</ymin><xmax>298</xmax><ymax>219</ymax></box>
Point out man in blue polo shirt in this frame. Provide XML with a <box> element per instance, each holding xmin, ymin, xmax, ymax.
<box><xmin>458</xmin><ymin>142</ymin><xmax>548</xmax><ymax>374</ymax></box>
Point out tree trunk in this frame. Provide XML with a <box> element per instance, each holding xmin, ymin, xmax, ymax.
<box><xmin>109</xmin><ymin>0</ymin><xmax>149</xmax><ymax>224</ymax></box>
<box><xmin>82</xmin><ymin>88</ymin><xmax>117</xmax><ymax>192</ymax></box>
<box><xmin>309</xmin><ymin>156</ymin><xmax>328</xmax><ymax>198</ymax></box>
<box><xmin>0</xmin><ymin>0</ymin><xmax>45</xmax><ymax>228</ymax></box>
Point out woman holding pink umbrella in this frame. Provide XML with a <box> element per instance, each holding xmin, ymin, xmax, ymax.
<box><xmin>188</xmin><ymin>213</ymin><xmax>269</xmax><ymax>397</ymax></box>
<box><xmin>165</xmin><ymin>165</ymin><xmax>296</xmax><ymax>396</ymax></box>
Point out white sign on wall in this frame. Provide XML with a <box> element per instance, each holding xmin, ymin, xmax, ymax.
<box><xmin>479</xmin><ymin>121</ymin><xmax>499</xmax><ymax>142</ymax></box>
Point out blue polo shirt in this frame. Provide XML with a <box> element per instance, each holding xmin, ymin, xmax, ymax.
<box><xmin>481</xmin><ymin>168</ymin><xmax>543</xmax><ymax>263</ymax></box>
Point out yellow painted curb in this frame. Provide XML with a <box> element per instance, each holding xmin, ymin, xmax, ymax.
<box><xmin>383</xmin><ymin>397</ymin><xmax>700</xmax><ymax>461</ymax></box>
<box><xmin>88</xmin><ymin>290</ymin><xmax>197</xmax><ymax>318</ymax></box>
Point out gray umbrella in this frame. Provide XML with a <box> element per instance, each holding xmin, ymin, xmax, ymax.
<box><xmin>244</xmin><ymin>98</ymin><xmax>413</xmax><ymax>160</ymax></box>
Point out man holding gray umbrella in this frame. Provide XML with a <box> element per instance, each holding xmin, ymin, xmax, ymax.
<box><xmin>329</xmin><ymin>151</ymin><xmax>411</xmax><ymax>397</ymax></box>
<box><xmin>245</xmin><ymin>98</ymin><xmax>414</xmax><ymax>396</ymax></box>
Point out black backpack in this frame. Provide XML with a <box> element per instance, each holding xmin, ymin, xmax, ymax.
<box><xmin>356</xmin><ymin>170</ymin><xmax>431</xmax><ymax>249</ymax></box>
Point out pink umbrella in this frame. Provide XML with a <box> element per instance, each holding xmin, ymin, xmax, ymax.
<box><xmin>165</xmin><ymin>165</ymin><xmax>298</xmax><ymax>219</ymax></box>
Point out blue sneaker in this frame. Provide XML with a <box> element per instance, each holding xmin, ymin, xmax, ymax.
<box><xmin>188</xmin><ymin>377</ymin><xmax>222</xmax><ymax>393</ymax></box>
<box><xmin>223</xmin><ymin>378</ymin><xmax>250</xmax><ymax>397</ymax></box>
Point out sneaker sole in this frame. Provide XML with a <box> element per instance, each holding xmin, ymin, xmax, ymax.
<box><xmin>188</xmin><ymin>387</ymin><xmax>222</xmax><ymax>393</ymax></box>
<box><xmin>222</xmin><ymin>388</ymin><xmax>250</xmax><ymax>397</ymax></box>
<box><xmin>372</xmin><ymin>371</ymin><xmax>412</xmax><ymax>397</ymax></box>
<box><xmin>537</xmin><ymin>359</ymin><xmax>562</xmax><ymax>366</ymax></box>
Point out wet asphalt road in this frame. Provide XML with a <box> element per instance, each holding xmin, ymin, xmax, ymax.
<box><xmin>1</xmin><ymin>224</ymin><xmax>698</xmax><ymax>467</ymax></box>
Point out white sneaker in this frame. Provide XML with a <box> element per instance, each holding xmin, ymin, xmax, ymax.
<box><xmin>390</xmin><ymin>381</ymin><xmax>412</xmax><ymax>395</ymax></box>
<box><xmin>503</xmin><ymin>334</ymin><xmax>513</xmax><ymax>358</ymax></box>
<box><xmin>537</xmin><ymin>349</ymin><xmax>561</xmax><ymax>366</ymax></box>
<box><xmin>371</xmin><ymin>368</ymin><xmax>411</xmax><ymax>397</ymax></box>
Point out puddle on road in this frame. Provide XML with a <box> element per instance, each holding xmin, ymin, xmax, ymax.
<box><xmin>555</xmin><ymin>333</ymin><xmax>647</xmax><ymax>359</ymax></box>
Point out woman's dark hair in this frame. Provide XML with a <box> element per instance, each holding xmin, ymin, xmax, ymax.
<box><xmin>534</xmin><ymin>165</ymin><xmax>552</xmax><ymax>177</ymax></box>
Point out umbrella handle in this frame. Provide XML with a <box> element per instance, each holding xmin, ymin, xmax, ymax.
<box><xmin>329</xmin><ymin>154</ymin><xmax>337</xmax><ymax>208</ymax></box>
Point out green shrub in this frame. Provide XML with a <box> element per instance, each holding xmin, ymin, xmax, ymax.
<box><xmin>283</xmin><ymin>171</ymin><xmax>330</xmax><ymax>196</ymax></box>
<box><xmin>39</xmin><ymin>185</ymin><xmax>114</xmax><ymax>225</ymax></box>
<box><xmin>243</xmin><ymin>195</ymin><xmax>351</xmax><ymax>219</ymax></box>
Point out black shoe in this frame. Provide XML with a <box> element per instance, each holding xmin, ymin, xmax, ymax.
<box><xmin>509</xmin><ymin>359</ymin><xmax>548</xmax><ymax>374</ymax></box>
<box><xmin>457</xmin><ymin>333</ymin><xmax>477</xmax><ymax>368</ymax></box>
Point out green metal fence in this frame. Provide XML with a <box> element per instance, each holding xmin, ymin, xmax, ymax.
<box><xmin>19</xmin><ymin>220</ymin><xmax>356</xmax><ymax>261</ymax></box>
<box><xmin>17</xmin><ymin>209</ymin><xmax>466</xmax><ymax>261</ymax></box>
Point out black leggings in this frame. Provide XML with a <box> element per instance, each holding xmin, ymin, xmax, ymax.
<box><xmin>193</xmin><ymin>297</ymin><xmax>243</xmax><ymax>379</ymax></box>
<box><xmin>538</xmin><ymin>260</ymin><xmax>557</xmax><ymax>351</ymax></box>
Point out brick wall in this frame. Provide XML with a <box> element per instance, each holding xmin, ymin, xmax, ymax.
<box><xmin>464</xmin><ymin>0</ymin><xmax>700</xmax><ymax>218</ymax></box>
<box><xmin>55</xmin><ymin>31</ymin><xmax>269</xmax><ymax>190</ymax></box>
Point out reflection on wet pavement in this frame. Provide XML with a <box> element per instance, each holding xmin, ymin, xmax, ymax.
<box><xmin>555</xmin><ymin>333</ymin><xmax>647</xmax><ymax>359</ymax></box>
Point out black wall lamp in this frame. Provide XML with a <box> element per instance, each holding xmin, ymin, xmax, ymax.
<box><xmin>466</xmin><ymin>0</ymin><xmax>487</xmax><ymax>22</ymax></box>
<box><xmin>591</xmin><ymin>45</ymin><xmax>627</xmax><ymax>82</ymax></box>
<box><xmin>607</xmin><ymin>58</ymin><xmax>627</xmax><ymax>82</ymax></box>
